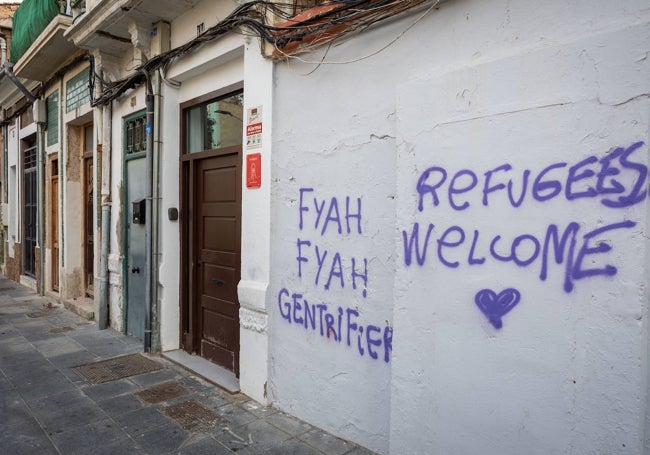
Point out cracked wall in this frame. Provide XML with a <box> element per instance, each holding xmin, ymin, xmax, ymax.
<box><xmin>270</xmin><ymin>1</ymin><xmax>650</xmax><ymax>454</ymax></box>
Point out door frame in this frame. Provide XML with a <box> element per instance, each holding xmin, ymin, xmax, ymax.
<box><xmin>50</xmin><ymin>155</ymin><xmax>59</xmax><ymax>292</ymax></box>
<box><xmin>82</xmin><ymin>123</ymin><xmax>94</xmax><ymax>296</ymax></box>
<box><xmin>179</xmin><ymin>82</ymin><xmax>243</xmax><ymax>371</ymax></box>
<box><xmin>122</xmin><ymin>109</ymin><xmax>147</xmax><ymax>334</ymax></box>
<box><xmin>22</xmin><ymin>140</ymin><xmax>37</xmax><ymax>278</ymax></box>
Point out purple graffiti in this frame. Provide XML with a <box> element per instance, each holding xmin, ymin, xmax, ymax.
<box><xmin>417</xmin><ymin>142</ymin><xmax>647</xmax><ymax>212</ymax></box>
<box><xmin>475</xmin><ymin>288</ymin><xmax>521</xmax><ymax>329</ymax></box>
<box><xmin>402</xmin><ymin>220</ymin><xmax>635</xmax><ymax>292</ymax></box>
<box><xmin>277</xmin><ymin>288</ymin><xmax>392</xmax><ymax>362</ymax></box>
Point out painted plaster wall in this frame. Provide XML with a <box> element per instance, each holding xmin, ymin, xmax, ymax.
<box><xmin>271</xmin><ymin>1</ymin><xmax>650</xmax><ymax>453</ymax></box>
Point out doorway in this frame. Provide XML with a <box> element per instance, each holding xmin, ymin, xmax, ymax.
<box><xmin>23</xmin><ymin>141</ymin><xmax>37</xmax><ymax>277</ymax></box>
<box><xmin>180</xmin><ymin>85</ymin><xmax>243</xmax><ymax>375</ymax></box>
<box><xmin>124</xmin><ymin>111</ymin><xmax>147</xmax><ymax>339</ymax></box>
<box><xmin>50</xmin><ymin>157</ymin><xmax>59</xmax><ymax>291</ymax></box>
<box><xmin>83</xmin><ymin>124</ymin><xmax>94</xmax><ymax>296</ymax></box>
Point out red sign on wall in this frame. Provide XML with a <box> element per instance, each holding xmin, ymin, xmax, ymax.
<box><xmin>246</xmin><ymin>153</ymin><xmax>261</xmax><ymax>189</ymax></box>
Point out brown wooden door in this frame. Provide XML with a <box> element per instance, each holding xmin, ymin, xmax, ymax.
<box><xmin>193</xmin><ymin>151</ymin><xmax>241</xmax><ymax>374</ymax></box>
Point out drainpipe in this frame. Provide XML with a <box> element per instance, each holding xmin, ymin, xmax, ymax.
<box><xmin>98</xmin><ymin>85</ymin><xmax>112</xmax><ymax>330</ymax></box>
<box><xmin>2</xmin><ymin>110</ymin><xmax>7</xmax><ymax>202</ymax></box>
<box><xmin>0</xmin><ymin>38</ymin><xmax>6</xmax><ymax>65</ymax></box>
<box><xmin>144</xmin><ymin>74</ymin><xmax>154</xmax><ymax>352</ymax></box>
<box><xmin>151</xmin><ymin>71</ymin><xmax>161</xmax><ymax>353</ymax></box>
<box><xmin>2</xmin><ymin>110</ymin><xmax>7</xmax><ymax>274</ymax></box>
<box><xmin>35</xmin><ymin>102</ymin><xmax>46</xmax><ymax>296</ymax></box>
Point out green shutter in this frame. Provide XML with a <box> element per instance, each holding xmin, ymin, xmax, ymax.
<box><xmin>66</xmin><ymin>68</ymin><xmax>91</xmax><ymax>113</ymax></box>
<box><xmin>46</xmin><ymin>91</ymin><xmax>58</xmax><ymax>146</ymax></box>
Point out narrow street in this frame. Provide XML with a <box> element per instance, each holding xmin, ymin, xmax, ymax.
<box><xmin>0</xmin><ymin>277</ymin><xmax>373</xmax><ymax>455</ymax></box>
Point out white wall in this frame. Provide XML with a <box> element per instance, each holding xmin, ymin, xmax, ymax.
<box><xmin>271</xmin><ymin>1</ymin><xmax>650</xmax><ymax>453</ymax></box>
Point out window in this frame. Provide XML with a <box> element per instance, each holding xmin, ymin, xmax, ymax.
<box><xmin>124</xmin><ymin>112</ymin><xmax>147</xmax><ymax>155</ymax></box>
<box><xmin>66</xmin><ymin>68</ymin><xmax>91</xmax><ymax>113</ymax></box>
<box><xmin>46</xmin><ymin>91</ymin><xmax>59</xmax><ymax>146</ymax></box>
<box><xmin>185</xmin><ymin>91</ymin><xmax>243</xmax><ymax>154</ymax></box>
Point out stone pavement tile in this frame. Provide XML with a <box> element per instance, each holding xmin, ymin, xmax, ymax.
<box><xmin>132</xmin><ymin>422</ymin><xmax>190</xmax><ymax>454</ymax></box>
<box><xmin>0</xmin><ymin>349</ymin><xmax>47</xmax><ymax>369</ymax></box>
<box><xmin>128</xmin><ymin>367</ymin><xmax>180</xmax><ymax>388</ymax></box>
<box><xmin>32</xmin><ymin>336</ymin><xmax>86</xmax><ymax>358</ymax></box>
<box><xmin>0</xmin><ymin>348</ymin><xmax>47</xmax><ymax>372</ymax></box>
<box><xmin>113</xmin><ymin>406</ymin><xmax>171</xmax><ymax>437</ymax></box>
<box><xmin>48</xmin><ymin>349</ymin><xmax>99</xmax><ymax>369</ymax></box>
<box><xmin>16</xmin><ymin>371</ymin><xmax>78</xmax><ymax>402</ymax></box>
<box><xmin>0</xmin><ymin>334</ymin><xmax>33</xmax><ymax>354</ymax></box>
<box><xmin>241</xmin><ymin>399</ymin><xmax>278</xmax><ymax>419</ymax></box>
<box><xmin>3</xmin><ymin>358</ymin><xmax>61</xmax><ymax>383</ymax></box>
<box><xmin>178</xmin><ymin>374</ymin><xmax>218</xmax><ymax>394</ymax></box>
<box><xmin>265</xmin><ymin>411</ymin><xmax>313</xmax><ymax>436</ymax></box>
<box><xmin>298</xmin><ymin>428</ymin><xmax>355</xmax><ymax>455</ymax></box>
<box><xmin>344</xmin><ymin>446</ymin><xmax>377</xmax><ymax>455</ymax></box>
<box><xmin>82</xmin><ymin>377</ymin><xmax>140</xmax><ymax>402</ymax></box>
<box><xmin>225</xmin><ymin>392</ymin><xmax>252</xmax><ymax>405</ymax></box>
<box><xmin>263</xmin><ymin>437</ymin><xmax>324</xmax><ymax>455</ymax></box>
<box><xmin>50</xmin><ymin>418</ymin><xmax>131</xmax><ymax>455</ymax></box>
<box><xmin>0</xmin><ymin>325</ymin><xmax>18</xmax><ymax>340</ymax></box>
<box><xmin>97</xmin><ymin>393</ymin><xmax>145</xmax><ymax>417</ymax></box>
<box><xmin>36</xmin><ymin>399</ymin><xmax>110</xmax><ymax>435</ymax></box>
<box><xmin>0</xmin><ymin>373</ymin><xmax>14</xmax><ymax>391</ymax></box>
<box><xmin>0</xmin><ymin>420</ymin><xmax>58</xmax><ymax>455</ymax></box>
<box><xmin>86</xmin><ymin>437</ymin><xmax>147</xmax><ymax>455</ymax></box>
<box><xmin>69</xmin><ymin>330</ymin><xmax>125</xmax><ymax>347</ymax></box>
<box><xmin>1</xmin><ymin>390</ymin><xmax>35</xmax><ymax>428</ymax></box>
<box><xmin>177</xmin><ymin>435</ymin><xmax>233</xmax><ymax>455</ymax></box>
<box><xmin>211</xmin><ymin>402</ymin><xmax>259</xmax><ymax>429</ymax></box>
<box><xmin>194</xmin><ymin>388</ymin><xmax>231</xmax><ymax>410</ymax></box>
<box><xmin>214</xmin><ymin>419</ymin><xmax>292</xmax><ymax>453</ymax></box>
<box><xmin>21</xmin><ymin>327</ymin><xmax>65</xmax><ymax>342</ymax></box>
<box><xmin>26</xmin><ymin>388</ymin><xmax>90</xmax><ymax>413</ymax></box>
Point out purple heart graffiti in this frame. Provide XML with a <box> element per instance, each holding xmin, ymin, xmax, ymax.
<box><xmin>474</xmin><ymin>288</ymin><xmax>521</xmax><ymax>329</ymax></box>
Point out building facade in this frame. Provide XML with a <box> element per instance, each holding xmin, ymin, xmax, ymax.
<box><xmin>0</xmin><ymin>1</ymin><xmax>649</xmax><ymax>454</ymax></box>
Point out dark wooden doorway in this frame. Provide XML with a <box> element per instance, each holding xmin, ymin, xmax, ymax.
<box><xmin>51</xmin><ymin>158</ymin><xmax>59</xmax><ymax>291</ymax></box>
<box><xmin>83</xmin><ymin>124</ymin><xmax>94</xmax><ymax>296</ymax></box>
<box><xmin>180</xmin><ymin>85</ymin><xmax>243</xmax><ymax>376</ymax></box>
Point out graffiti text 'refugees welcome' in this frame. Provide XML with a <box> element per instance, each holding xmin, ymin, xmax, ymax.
<box><xmin>403</xmin><ymin>142</ymin><xmax>647</xmax><ymax>292</ymax></box>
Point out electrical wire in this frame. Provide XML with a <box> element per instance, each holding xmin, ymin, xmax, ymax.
<box><xmin>85</xmin><ymin>0</ymin><xmax>439</xmax><ymax>106</ymax></box>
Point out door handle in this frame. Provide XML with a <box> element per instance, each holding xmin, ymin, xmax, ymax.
<box><xmin>212</xmin><ymin>278</ymin><xmax>225</xmax><ymax>285</ymax></box>
<box><xmin>131</xmin><ymin>267</ymin><xmax>140</xmax><ymax>274</ymax></box>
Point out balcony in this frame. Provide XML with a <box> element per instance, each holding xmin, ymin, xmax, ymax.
<box><xmin>13</xmin><ymin>14</ymin><xmax>77</xmax><ymax>81</ymax></box>
<box><xmin>65</xmin><ymin>0</ymin><xmax>200</xmax><ymax>55</ymax></box>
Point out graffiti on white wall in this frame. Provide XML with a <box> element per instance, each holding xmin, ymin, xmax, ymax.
<box><xmin>277</xmin><ymin>188</ymin><xmax>393</xmax><ymax>362</ymax></box>
<box><xmin>403</xmin><ymin>141</ymin><xmax>647</xmax><ymax>328</ymax></box>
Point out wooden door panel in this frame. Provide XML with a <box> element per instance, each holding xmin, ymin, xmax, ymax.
<box><xmin>203</xmin><ymin>217</ymin><xmax>237</xmax><ymax>252</ymax></box>
<box><xmin>204</xmin><ymin>167</ymin><xmax>237</xmax><ymax>201</ymax></box>
<box><xmin>194</xmin><ymin>152</ymin><xmax>241</xmax><ymax>373</ymax></box>
<box><xmin>202</xmin><ymin>264</ymin><xmax>238</xmax><ymax>304</ymax></box>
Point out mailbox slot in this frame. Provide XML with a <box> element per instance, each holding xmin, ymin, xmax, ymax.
<box><xmin>132</xmin><ymin>198</ymin><xmax>146</xmax><ymax>224</ymax></box>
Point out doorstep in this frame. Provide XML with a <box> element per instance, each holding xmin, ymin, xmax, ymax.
<box><xmin>63</xmin><ymin>296</ymin><xmax>95</xmax><ymax>320</ymax></box>
<box><xmin>163</xmin><ymin>349</ymin><xmax>240</xmax><ymax>394</ymax></box>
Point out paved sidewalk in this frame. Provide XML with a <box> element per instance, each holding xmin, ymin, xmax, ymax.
<box><xmin>0</xmin><ymin>277</ymin><xmax>374</xmax><ymax>455</ymax></box>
